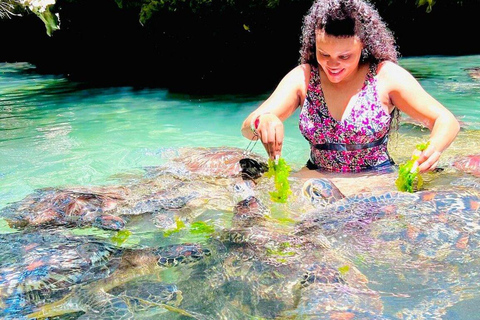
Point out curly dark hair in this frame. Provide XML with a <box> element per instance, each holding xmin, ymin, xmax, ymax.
<box><xmin>300</xmin><ymin>0</ymin><xmax>398</xmax><ymax>65</ymax></box>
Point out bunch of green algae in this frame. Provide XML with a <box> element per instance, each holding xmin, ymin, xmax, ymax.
<box><xmin>265</xmin><ymin>158</ymin><xmax>292</xmax><ymax>203</ymax></box>
<box><xmin>395</xmin><ymin>141</ymin><xmax>430</xmax><ymax>193</ymax></box>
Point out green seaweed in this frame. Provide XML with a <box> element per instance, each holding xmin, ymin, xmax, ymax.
<box><xmin>395</xmin><ymin>141</ymin><xmax>430</xmax><ymax>193</ymax></box>
<box><xmin>189</xmin><ymin>221</ymin><xmax>215</xmax><ymax>236</ymax></box>
<box><xmin>266</xmin><ymin>242</ymin><xmax>295</xmax><ymax>257</ymax></box>
<box><xmin>164</xmin><ymin>220</ymin><xmax>215</xmax><ymax>240</ymax></box>
<box><xmin>265</xmin><ymin>158</ymin><xmax>292</xmax><ymax>203</ymax></box>
<box><xmin>163</xmin><ymin>218</ymin><xmax>186</xmax><ymax>237</ymax></box>
<box><xmin>338</xmin><ymin>265</ymin><xmax>350</xmax><ymax>276</ymax></box>
<box><xmin>265</xmin><ymin>216</ymin><xmax>296</xmax><ymax>226</ymax></box>
<box><xmin>110</xmin><ymin>229</ymin><xmax>132</xmax><ymax>246</ymax></box>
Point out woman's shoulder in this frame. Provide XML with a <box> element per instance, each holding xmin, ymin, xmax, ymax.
<box><xmin>376</xmin><ymin>60</ymin><xmax>417</xmax><ymax>88</ymax></box>
<box><xmin>377</xmin><ymin>60</ymin><xmax>400</xmax><ymax>73</ymax></box>
<box><xmin>279</xmin><ymin>64</ymin><xmax>313</xmax><ymax>91</ymax></box>
<box><xmin>291</xmin><ymin>63</ymin><xmax>313</xmax><ymax>78</ymax></box>
<box><xmin>377</xmin><ymin>61</ymin><xmax>410</xmax><ymax>78</ymax></box>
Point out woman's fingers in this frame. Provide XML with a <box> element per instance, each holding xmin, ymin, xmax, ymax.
<box><xmin>261</xmin><ymin>130</ymin><xmax>274</xmax><ymax>159</ymax></box>
<box><xmin>418</xmin><ymin>151</ymin><xmax>441</xmax><ymax>172</ymax></box>
<box><xmin>274</xmin><ymin>121</ymin><xmax>284</xmax><ymax>159</ymax></box>
<box><xmin>257</xmin><ymin>114</ymin><xmax>284</xmax><ymax>160</ymax></box>
<box><xmin>263</xmin><ymin>124</ymin><xmax>277</xmax><ymax>160</ymax></box>
<box><xmin>415</xmin><ymin>144</ymin><xmax>442</xmax><ymax>172</ymax></box>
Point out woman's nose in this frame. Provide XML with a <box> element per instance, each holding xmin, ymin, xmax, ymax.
<box><xmin>326</xmin><ymin>59</ymin><xmax>339</xmax><ymax>67</ymax></box>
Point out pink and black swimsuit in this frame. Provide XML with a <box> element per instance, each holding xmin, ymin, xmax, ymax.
<box><xmin>299</xmin><ymin>63</ymin><xmax>394</xmax><ymax>172</ymax></box>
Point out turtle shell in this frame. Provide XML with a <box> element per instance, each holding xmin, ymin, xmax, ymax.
<box><xmin>0</xmin><ymin>231</ymin><xmax>122</xmax><ymax>319</ymax></box>
<box><xmin>453</xmin><ymin>154</ymin><xmax>480</xmax><ymax>177</ymax></box>
<box><xmin>197</xmin><ymin>196</ymin><xmax>385</xmax><ymax>319</ymax></box>
<box><xmin>1</xmin><ymin>230</ymin><xmax>212</xmax><ymax>319</ymax></box>
<box><xmin>0</xmin><ymin>186</ymin><xmax>129</xmax><ymax>231</ymax></box>
<box><xmin>145</xmin><ymin>147</ymin><xmax>268</xmax><ymax>182</ymax></box>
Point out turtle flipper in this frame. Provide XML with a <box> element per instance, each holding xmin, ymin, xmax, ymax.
<box><xmin>76</xmin><ymin>292</ymin><xmax>135</xmax><ymax>320</ymax></box>
<box><xmin>29</xmin><ymin>289</ymin><xmax>135</xmax><ymax>320</ymax></box>
<box><xmin>109</xmin><ymin>279</ymin><xmax>182</xmax><ymax>307</ymax></box>
<box><xmin>31</xmin><ymin>278</ymin><xmax>198</xmax><ymax>319</ymax></box>
<box><xmin>105</xmin><ymin>279</ymin><xmax>193</xmax><ymax>318</ymax></box>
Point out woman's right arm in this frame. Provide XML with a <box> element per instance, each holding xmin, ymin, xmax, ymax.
<box><xmin>241</xmin><ymin>64</ymin><xmax>310</xmax><ymax>160</ymax></box>
<box><xmin>379</xmin><ymin>61</ymin><xmax>460</xmax><ymax>172</ymax></box>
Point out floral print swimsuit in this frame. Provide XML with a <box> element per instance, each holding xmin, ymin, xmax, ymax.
<box><xmin>299</xmin><ymin>64</ymin><xmax>394</xmax><ymax>172</ymax></box>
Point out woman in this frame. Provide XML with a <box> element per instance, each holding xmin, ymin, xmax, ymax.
<box><xmin>241</xmin><ymin>0</ymin><xmax>459</xmax><ymax>173</ymax></box>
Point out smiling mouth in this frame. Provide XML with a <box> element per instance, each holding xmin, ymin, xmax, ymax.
<box><xmin>328</xmin><ymin>68</ymin><xmax>343</xmax><ymax>75</ymax></box>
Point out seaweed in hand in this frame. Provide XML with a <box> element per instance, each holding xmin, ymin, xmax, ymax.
<box><xmin>265</xmin><ymin>158</ymin><xmax>292</xmax><ymax>203</ymax></box>
<box><xmin>395</xmin><ymin>141</ymin><xmax>430</xmax><ymax>193</ymax></box>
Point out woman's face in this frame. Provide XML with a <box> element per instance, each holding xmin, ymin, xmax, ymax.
<box><xmin>315</xmin><ymin>30</ymin><xmax>363</xmax><ymax>84</ymax></box>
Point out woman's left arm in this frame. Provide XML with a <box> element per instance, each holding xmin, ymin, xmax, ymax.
<box><xmin>379</xmin><ymin>61</ymin><xmax>460</xmax><ymax>172</ymax></box>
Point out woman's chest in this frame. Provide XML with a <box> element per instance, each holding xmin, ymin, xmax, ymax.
<box><xmin>299</xmin><ymin>87</ymin><xmax>391</xmax><ymax>143</ymax></box>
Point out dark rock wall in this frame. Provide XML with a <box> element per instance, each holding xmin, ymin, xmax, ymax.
<box><xmin>1</xmin><ymin>0</ymin><xmax>479</xmax><ymax>93</ymax></box>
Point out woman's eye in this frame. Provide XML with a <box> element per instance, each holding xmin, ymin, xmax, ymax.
<box><xmin>339</xmin><ymin>55</ymin><xmax>350</xmax><ymax>60</ymax></box>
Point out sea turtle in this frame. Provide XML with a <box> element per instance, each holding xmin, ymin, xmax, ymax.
<box><xmin>0</xmin><ymin>179</ymin><xmax>203</xmax><ymax>231</ymax></box>
<box><xmin>297</xmin><ymin>178</ymin><xmax>480</xmax><ymax>318</ymax></box>
<box><xmin>145</xmin><ymin>146</ymin><xmax>268</xmax><ymax>183</ymax></box>
<box><xmin>0</xmin><ymin>147</ymin><xmax>268</xmax><ymax>232</ymax></box>
<box><xmin>0</xmin><ymin>186</ymin><xmax>130</xmax><ymax>231</ymax></box>
<box><xmin>453</xmin><ymin>154</ymin><xmax>480</xmax><ymax>178</ymax></box>
<box><xmin>465</xmin><ymin>67</ymin><xmax>480</xmax><ymax>81</ymax></box>
<box><xmin>299</xmin><ymin>178</ymin><xmax>480</xmax><ymax>265</ymax></box>
<box><xmin>0</xmin><ymin>230</ymin><xmax>211</xmax><ymax>319</ymax></box>
<box><xmin>175</xmin><ymin>195</ymin><xmax>384</xmax><ymax>319</ymax></box>
<box><xmin>133</xmin><ymin>146</ymin><xmax>270</xmax><ymax>231</ymax></box>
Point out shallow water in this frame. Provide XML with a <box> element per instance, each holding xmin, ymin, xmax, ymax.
<box><xmin>1</xmin><ymin>55</ymin><xmax>480</xmax><ymax>319</ymax></box>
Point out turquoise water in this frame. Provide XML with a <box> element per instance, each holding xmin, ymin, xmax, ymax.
<box><xmin>1</xmin><ymin>56</ymin><xmax>479</xmax><ymax>208</ymax></box>
<box><xmin>1</xmin><ymin>55</ymin><xmax>480</xmax><ymax>318</ymax></box>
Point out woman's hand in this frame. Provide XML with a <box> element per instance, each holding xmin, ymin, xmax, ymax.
<box><xmin>254</xmin><ymin>113</ymin><xmax>284</xmax><ymax>160</ymax></box>
<box><xmin>412</xmin><ymin>143</ymin><xmax>442</xmax><ymax>172</ymax></box>
<box><xmin>240</xmin><ymin>65</ymin><xmax>309</xmax><ymax>160</ymax></box>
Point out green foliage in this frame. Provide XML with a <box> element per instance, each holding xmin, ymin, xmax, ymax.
<box><xmin>395</xmin><ymin>141</ymin><xmax>429</xmax><ymax>193</ymax></box>
<box><xmin>265</xmin><ymin>158</ymin><xmax>292</xmax><ymax>203</ymax></box>
<box><xmin>33</xmin><ymin>4</ymin><xmax>60</xmax><ymax>36</ymax></box>
<box><xmin>417</xmin><ymin>0</ymin><xmax>435</xmax><ymax>12</ymax></box>
<box><xmin>113</xmin><ymin>0</ymin><xmax>285</xmax><ymax>25</ymax></box>
<box><xmin>2</xmin><ymin>1</ymin><xmax>59</xmax><ymax>36</ymax></box>
<box><xmin>0</xmin><ymin>1</ymin><xmax>17</xmax><ymax>19</ymax></box>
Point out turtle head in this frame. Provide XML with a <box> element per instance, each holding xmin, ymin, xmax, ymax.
<box><xmin>302</xmin><ymin>178</ymin><xmax>344</xmax><ymax>206</ymax></box>
<box><xmin>239</xmin><ymin>158</ymin><xmax>268</xmax><ymax>180</ymax></box>
<box><xmin>232</xmin><ymin>196</ymin><xmax>269</xmax><ymax>228</ymax></box>
<box><xmin>233</xmin><ymin>196</ymin><xmax>268</xmax><ymax>217</ymax></box>
<box><xmin>92</xmin><ymin>215</ymin><xmax>125</xmax><ymax>231</ymax></box>
<box><xmin>300</xmin><ymin>263</ymin><xmax>346</xmax><ymax>287</ymax></box>
<box><xmin>155</xmin><ymin>243</ymin><xmax>211</xmax><ymax>267</ymax></box>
